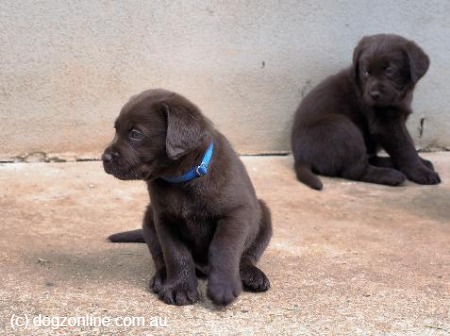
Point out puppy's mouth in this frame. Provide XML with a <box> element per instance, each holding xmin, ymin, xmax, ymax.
<box><xmin>103</xmin><ymin>162</ymin><xmax>139</xmax><ymax>180</ymax></box>
<box><xmin>102</xmin><ymin>159</ymin><xmax>155</xmax><ymax>181</ymax></box>
<box><xmin>367</xmin><ymin>98</ymin><xmax>389</xmax><ymax>107</ymax></box>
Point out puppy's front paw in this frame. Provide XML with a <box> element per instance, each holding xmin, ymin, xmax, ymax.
<box><xmin>207</xmin><ymin>274</ymin><xmax>242</xmax><ymax>305</ymax></box>
<box><xmin>240</xmin><ymin>265</ymin><xmax>270</xmax><ymax>292</ymax></box>
<box><xmin>158</xmin><ymin>282</ymin><xmax>200</xmax><ymax>306</ymax></box>
<box><xmin>149</xmin><ymin>268</ymin><xmax>166</xmax><ymax>294</ymax></box>
<box><xmin>404</xmin><ymin>166</ymin><xmax>441</xmax><ymax>185</ymax></box>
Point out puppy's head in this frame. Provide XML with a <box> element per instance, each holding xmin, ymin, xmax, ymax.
<box><xmin>352</xmin><ymin>34</ymin><xmax>429</xmax><ymax>107</ymax></box>
<box><xmin>102</xmin><ymin>89</ymin><xmax>211</xmax><ymax>181</ymax></box>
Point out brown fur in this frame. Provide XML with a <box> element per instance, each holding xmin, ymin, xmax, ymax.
<box><xmin>103</xmin><ymin>89</ymin><xmax>272</xmax><ymax>306</ymax></box>
<box><xmin>291</xmin><ymin>34</ymin><xmax>441</xmax><ymax>190</ymax></box>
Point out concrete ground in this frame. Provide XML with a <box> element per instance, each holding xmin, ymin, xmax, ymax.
<box><xmin>0</xmin><ymin>153</ymin><xmax>449</xmax><ymax>335</ymax></box>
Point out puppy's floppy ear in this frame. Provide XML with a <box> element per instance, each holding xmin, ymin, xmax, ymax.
<box><xmin>162</xmin><ymin>102</ymin><xmax>208</xmax><ymax>160</ymax></box>
<box><xmin>352</xmin><ymin>36</ymin><xmax>368</xmax><ymax>83</ymax></box>
<box><xmin>405</xmin><ymin>41</ymin><xmax>430</xmax><ymax>83</ymax></box>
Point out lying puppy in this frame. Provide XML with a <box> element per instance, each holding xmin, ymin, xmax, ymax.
<box><xmin>102</xmin><ymin>89</ymin><xmax>272</xmax><ymax>306</ymax></box>
<box><xmin>291</xmin><ymin>34</ymin><xmax>441</xmax><ymax>190</ymax></box>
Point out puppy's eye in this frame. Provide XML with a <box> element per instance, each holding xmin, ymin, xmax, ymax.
<box><xmin>385</xmin><ymin>67</ymin><xmax>396</xmax><ymax>76</ymax></box>
<box><xmin>361</xmin><ymin>67</ymin><xmax>370</xmax><ymax>77</ymax></box>
<box><xmin>129</xmin><ymin>129</ymin><xmax>144</xmax><ymax>140</ymax></box>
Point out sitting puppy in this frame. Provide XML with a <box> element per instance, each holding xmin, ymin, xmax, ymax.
<box><xmin>102</xmin><ymin>89</ymin><xmax>272</xmax><ymax>306</ymax></box>
<box><xmin>291</xmin><ymin>34</ymin><xmax>441</xmax><ymax>190</ymax></box>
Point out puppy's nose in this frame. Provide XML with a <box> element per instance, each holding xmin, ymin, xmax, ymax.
<box><xmin>102</xmin><ymin>152</ymin><xmax>113</xmax><ymax>163</ymax></box>
<box><xmin>369</xmin><ymin>90</ymin><xmax>381</xmax><ymax>100</ymax></box>
<box><xmin>102</xmin><ymin>150</ymin><xmax>119</xmax><ymax>162</ymax></box>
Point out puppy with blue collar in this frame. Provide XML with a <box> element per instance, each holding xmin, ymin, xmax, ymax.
<box><xmin>103</xmin><ymin>89</ymin><xmax>272</xmax><ymax>306</ymax></box>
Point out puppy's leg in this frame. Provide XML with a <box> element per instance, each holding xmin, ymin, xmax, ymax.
<box><xmin>368</xmin><ymin>156</ymin><xmax>395</xmax><ymax>168</ymax></box>
<box><xmin>154</xmin><ymin>215</ymin><xmax>199</xmax><ymax>305</ymax></box>
<box><xmin>142</xmin><ymin>205</ymin><xmax>166</xmax><ymax>294</ymax></box>
<box><xmin>240</xmin><ymin>200</ymin><xmax>272</xmax><ymax>292</ymax></box>
<box><xmin>295</xmin><ymin>115</ymin><xmax>405</xmax><ymax>187</ymax></box>
<box><xmin>341</xmin><ymin>158</ymin><xmax>405</xmax><ymax>186</ymax></box>
<box><xmin>373</xmin><ymin>120</ymin><xmax>440</xmax><ymax>184</ymax></box>
<box><xmin>369</xmin><ymin>155</ymin><xmax>435</xmax><ymax>171</ymax></box>
<box><xmin>207</xmin><ymin>210</ymin><xmax>253</xmax><ymax>305</ymax></box>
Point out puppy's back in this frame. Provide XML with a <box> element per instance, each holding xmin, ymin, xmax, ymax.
<box><xmin>293</xmin><ymin>68</ymin><xmax>357</xmax><ymax>130</ymax></box>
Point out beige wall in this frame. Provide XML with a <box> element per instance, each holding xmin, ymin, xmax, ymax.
<box><xmin>1</xmin><ymin>1</ymin><xmax>449</xmax><ymax>160</ymax></box>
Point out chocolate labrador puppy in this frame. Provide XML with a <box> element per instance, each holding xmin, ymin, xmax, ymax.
<box><xmin>102</xmin><ymin>89</ymin><xmax>272</xmax><ymax>306</ymax></box>
<box><xmin>291</xmin><ymin>34</ymin><xmax>441</xmax><ymax>190</ymax></box>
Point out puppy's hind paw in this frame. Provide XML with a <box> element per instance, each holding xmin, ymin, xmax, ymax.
<box><xmin>381</xmin><ymin>169</ymin><xmax>406</xmax><ymax>186</ymax></box>
<box><xmin>240</xmin><ymin>265</ymin><xmax>270</xmax><ymax>292</ymax></box>
<box><xmin>420</xmin><ymin>158</ymin><xmax>435</xmax><ymax>171</ymax></box>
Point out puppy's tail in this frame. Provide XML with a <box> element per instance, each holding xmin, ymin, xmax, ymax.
<box><xmin>294</xmin><ymin>162</ymin><xmax>323</xmax><ymax>190</ymax></box>
<box><xmin>108</xmin><ymin>229</ymin><xmax>145</xmax><ymax>243</ymax></box>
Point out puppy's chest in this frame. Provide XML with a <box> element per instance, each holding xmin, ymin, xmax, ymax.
<box><xmin>151</xmin><ymin>184</ymin><xmax>218</xmax><ymax>220</ymax></box>
<box><xmin>153</xmin><ymin>187</ymin><xmax>218</xmax><ymax>247</ymax></box>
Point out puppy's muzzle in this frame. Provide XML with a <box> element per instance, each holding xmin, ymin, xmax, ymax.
<box><xmin>102</xmin><ymin>147</ymin><xmax>144</xmax><ymax>180</ymax></box>
<box><xmin>102</xmin><ymin>147</ymin><xmax>120</xmax><ymax>175</ymax></box>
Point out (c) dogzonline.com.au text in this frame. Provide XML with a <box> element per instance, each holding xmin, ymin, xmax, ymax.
<box><xmin>7</xmin><ymin>313</ymin><xmax>168</xmax><ymax>331</ymax></box>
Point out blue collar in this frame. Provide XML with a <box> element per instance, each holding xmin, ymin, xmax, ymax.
<box><xmin>161</xmin><ymin>142</ymin><xmax>215</xmax><ymax>183</ymax></box>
